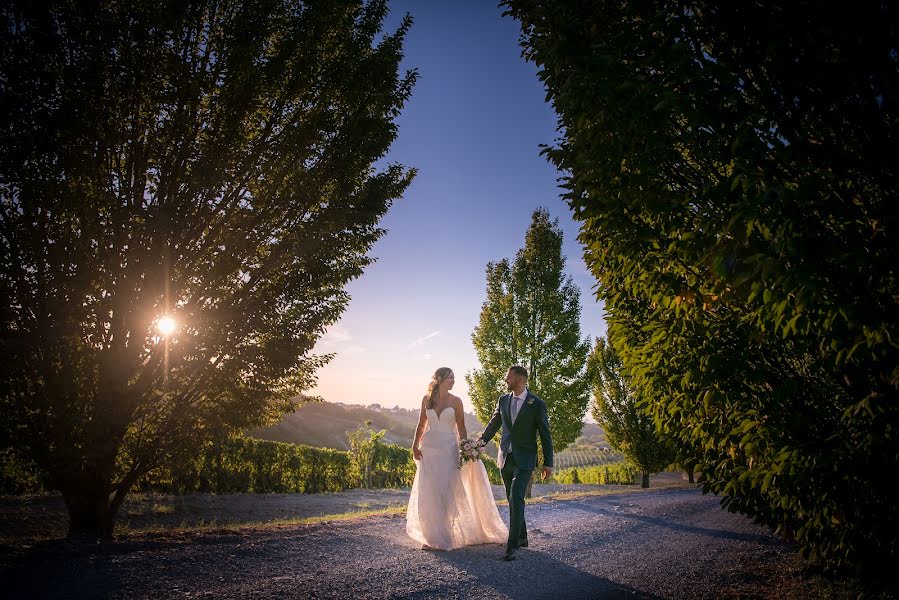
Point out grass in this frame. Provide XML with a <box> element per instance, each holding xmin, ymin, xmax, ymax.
<box><xmin>124</xmin><ymin>503</ymin><xmax>176</xmax><ymax>517</ymax></box>
<box><xmin>151</xmin><ymin>503</ymin><xmax>177</xmax><ymax>515</ymax></box>
<box><xmin>0</xmin><ymin>530</ymin><xmax>66</xmax><ymax>545</ymax></box>
<box><xmin>112</xmin><ymin>504</ymin><xmax>410</xmax><ymax>537</ymax></box>
<box><xmin>496</xmin><ymin>479</ymin><xmax>692</xmax><ymax>506</ymax></box>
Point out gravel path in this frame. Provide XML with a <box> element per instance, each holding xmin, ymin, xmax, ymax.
<box><xmin>0</xmin><ymin>482</ymin><xmax>660</xmax><ymax>540</ymax></box>
<box><xmin>1</xmin><ymin>487</ymin><xmax>859</xmax><ymax>599</ymax></box>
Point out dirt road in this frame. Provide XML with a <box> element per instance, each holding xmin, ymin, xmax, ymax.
<box><xmin>1</xmin><ymin>486</ymin><xmax>862</xmax><ymax>599</ymax></box>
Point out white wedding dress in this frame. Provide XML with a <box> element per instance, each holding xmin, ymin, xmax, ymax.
<box><xmin>406</xmin><ymin>406</ymin><xmax>508</xmax><ymax>550</ymax></box>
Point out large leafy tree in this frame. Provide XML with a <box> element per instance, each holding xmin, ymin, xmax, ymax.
<box><xmin>467</xmin><ymin>208</ymin><xmax>590</xmax><ymax>455</ymax></box>
<box><xmin>588</xmin><ymin>337</ymin><xmax>675</xmax><ymax>488</ymax></box>
<box><xmin>504</xmin><ymin>0</ymin><xmax>898</xmax><ymax>576</ymax></box>
<box><xmin>0</xmin><ymin>0</ymin><xmax>416</xmax><ymax>537</ymax></box>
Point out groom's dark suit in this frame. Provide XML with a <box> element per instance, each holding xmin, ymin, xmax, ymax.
<box><xmin>480</xmin><ymin>389</ymin><xmax>553</xmax><ymax>554</ymax></box>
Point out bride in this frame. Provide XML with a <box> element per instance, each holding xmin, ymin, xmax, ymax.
<box><xmin>406</xmin><ymin>367</ymin><xmax>508</xmax><ymax>550</ymax></box>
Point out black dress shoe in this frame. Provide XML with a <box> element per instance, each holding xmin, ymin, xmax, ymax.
<box><xmin>502</xmin><ymin>546</ymin><xmax>516</xmax><ymax>561</ymax></box>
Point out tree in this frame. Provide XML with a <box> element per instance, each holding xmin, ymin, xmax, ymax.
<box><xmin>0</xmin><ymin>0</ymin><xmax>416</xmax><ymax>538</ymax></box>
<box><xmin>588</xmin><ymin>337</ymin><xmax>674</xmax><ymax>488</ymax></box>
<box><xmin>504</xmin><ymin>0</ymin><xmax>898</xmax><ymax>577</ymax></box>
<box><xmin>347</xmin><ymin>420</ymin><xmax>386</xmax><ymax>489</ymax></box>
<box><xmin>467</xmin><ymin>208</ymin><xmax>591</xmax><ymax>456</ymax></box>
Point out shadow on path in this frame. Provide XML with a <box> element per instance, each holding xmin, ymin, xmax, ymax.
<box><xmin>429</xmin><ymin>542</ymin><xmax>664</xmax><ymax>600</ymax></box>
<box><xmin>1</xmin><ymin>532</ymin><xmax>255</xmax><ymax>599</ymax></box>
<box><xmin>565</xmin><ymin>498</ymin><xmax>778</xmax><ymax>546</ymax></box>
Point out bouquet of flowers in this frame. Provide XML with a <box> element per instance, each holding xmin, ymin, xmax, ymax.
<box><xmin>458</xmin><ymin>435</ymin><xmax>488</xmax><ymax>469</ymax></box>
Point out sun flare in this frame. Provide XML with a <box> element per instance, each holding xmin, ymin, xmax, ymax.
<box><xmin>157</xmin><ymin>316</ymin><xmax>177</xmax><ymax>336</ymax></box>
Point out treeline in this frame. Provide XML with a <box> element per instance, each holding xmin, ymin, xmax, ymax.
<box><xmin>505</xmin><ymin>0</ymin><xmax>899</xmax><ymax>580</ymax></box>
<box><xmin>1</xmin><ymin>435</ymin><xmax>510</xmax><ymax>495</ymax></box>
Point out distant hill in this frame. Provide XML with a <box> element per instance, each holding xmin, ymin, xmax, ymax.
<box><xmin>248</xmin><ymin>401</ymin><xmax>481</xmax><ymax>451</ymax></box>
<box><xmin>248</xmin><ymin>401</ymin><xmax>610</xmax><ymax>457</ymax></box>
<box><xmin>572</xmin><ymin>422</ymin><xmax>608</xmax><ymax>448</ymax></box>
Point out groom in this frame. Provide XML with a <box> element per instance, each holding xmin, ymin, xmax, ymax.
<box><xmin>479</xmin><ymin>365</ymin><xmax>553</xmax><ymax>561</ymax></box>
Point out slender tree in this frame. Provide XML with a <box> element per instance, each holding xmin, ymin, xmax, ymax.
<box><xmin>0</xmin><ymin>0</ymin><xmax>416</xmax><ymax>538</ymax></box>
<box><xmin>467</xmin><ymin>208</ymin><xmax>591</xmax><ymax>455</ymax></box>
<box><xmin>504</xmin><ymin>0</ymin><xmax>898</xmax><ymax>576</ymax></box>
<box><xmin>347</xmin><ymin>420</ymin><xmax>386</xmax><ymax>489</ymax></box>
<box><xmin>588</xmin><ymin>337</ymin><xmax>674</xmax><ymax>488</ymax></box>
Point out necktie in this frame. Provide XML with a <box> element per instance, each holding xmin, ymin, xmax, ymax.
<box><xmin>511</xmin><ymin>395</ymin><xmax>520</xmax><ymax>422</ymax></box>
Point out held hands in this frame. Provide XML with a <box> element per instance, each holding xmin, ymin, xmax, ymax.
<box><xmin>541</xmin><ymin>466</ymin><xmax>553</xmax><ymax>481</ymax></box>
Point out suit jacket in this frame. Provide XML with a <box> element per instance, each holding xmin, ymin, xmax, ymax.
<box><xmin>481</xmin><ymin>389</ymin><xmax>553</xmax><ymax>471</ymax></box>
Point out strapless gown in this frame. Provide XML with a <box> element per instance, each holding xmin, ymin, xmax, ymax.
<box><xmin>405</xmin><ymin>406</ymin><xmax>508</xmax><ymax>550</ymax></box>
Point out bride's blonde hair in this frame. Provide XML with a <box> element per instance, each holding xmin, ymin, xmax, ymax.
<box><xmin>425</xmin><ymin>367</ymin><xmax>453</xmax><ymax>410</ymax></box>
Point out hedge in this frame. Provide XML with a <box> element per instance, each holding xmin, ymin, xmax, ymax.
<box><xmin>552</xmin><ymin>462</ymin><xmax>638</xmax><ymax>485</ymax></box>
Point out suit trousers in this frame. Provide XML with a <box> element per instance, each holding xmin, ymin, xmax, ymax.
<box><xmin>500</xmin><ymin>452</ymin><xmax>531</xmax><ymax>547</ymax></box>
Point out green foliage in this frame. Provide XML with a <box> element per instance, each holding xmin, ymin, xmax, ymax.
<box><xmin>467</xmin><ymin>208</ymin><xmax>591</xmax><ymax>454</ymax></box>
<box><xmin>347</xmin><ymin>421</ymin><xmax>386</xmax><ymax>489</ymax></box>
<box><xmin>1</xmin><ymin>428</ymin><xmax>495</xmax><ymax>494</ymax></box>
<box><xmin>370</xmin><ymin>442</ymin><xmax>418</xmax><ymax>489</ymax></box>
<box><xmin>588</xmin><ymin>337</ymin><xmax>675</xmax><ymax>482</ymax></box>
<box><xmin>0</xmin><ymin>0</ymin><xmax>415</xmax><ymax>537</ymax></box>
<box><xmin>504</xmin><ymin>0</ymin><xmax>898</xmax><ymax>575</ymax></box>
<box><xmin>481</xmin><ymin>457</ymin><xmax>503</xmax><ymax>486</ymax></box>
<box><xmin>553</xmin><ymin>462</ymin><xmax>637</xmax><ymax>485</ymax></box>
<box><xmin>0</xmin><ymin>448</ymin><xmax>47</xmax><ymax>495</ymax></box>
<box><xmin>142</xmin><ymin>434</ymin><xmax>415</xmax><ymax>494</ymax></box>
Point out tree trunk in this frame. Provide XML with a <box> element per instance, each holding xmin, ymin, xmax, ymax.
<box><xmin>215</xmin><ymin>440</ymin><xmax>224</xmax><ymax>493</ymax></box>
<box><xmin>641</xmin><ymin>472</ymin><xmax>650</xmax><ymax>488</ymax></box>
<box><xmin>61</xmin><ymin>479</ymin><xmax>115</xmax><ymax>539</ymax></box>
<box><xmin>687</xmin><ymin>469</ymin><xmax>695</xmax><ymax>484</ymax></box>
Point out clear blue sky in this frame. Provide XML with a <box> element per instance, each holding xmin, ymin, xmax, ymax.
<box><xmin>310</xmin><ymin>1</ymin><xmax>607</xmax><ymax>412</ymax></box>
